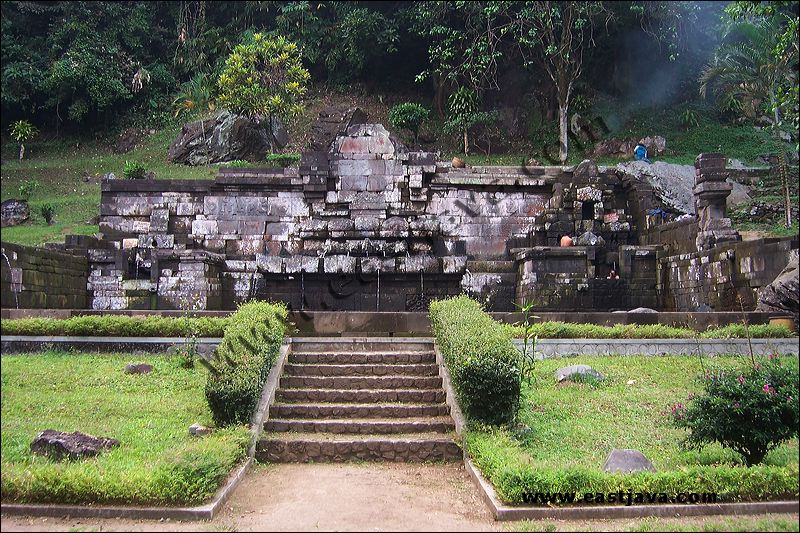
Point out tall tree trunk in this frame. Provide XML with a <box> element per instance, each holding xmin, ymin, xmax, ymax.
<box><xmin>771</xmin><ymin>91</ymin><xmax>792</xmax><ymax>227</ymax></box>
<box><xmin>558</xmin><ymin>103</ymin><xmax>568</xmax><ymax>164</ymax></box>
<box><xmin>463</xmin><ymin>129</ymin><xmax>469</xmax><ymax>156</ymax></box>
<box><xmin>19</xmin><ymin>143</ymin><xmax>24</xmax><ymax>160</ymax></box>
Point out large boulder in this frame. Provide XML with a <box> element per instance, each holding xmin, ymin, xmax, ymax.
<box><xmin>1</xmin><ymin>199</ymin><xmax>30</xmax><ymax>227</ymax></box>
<box><xmin>167</xmin><ymin>111</ymin><xmax>287</xmax><ymax>165</ymax></box>
<box><xmin>603</xmin><ymin>449</ymin><xmax>656</xmax><ymax>473</ymax></box>
<box><xmin>756</xmin><ymin>251</ymin><xmax>799</xmax><ymax>329</ymax></box>
<box><xmin>591</xmin><ymin>135</ymin><xmax>665</xmax><ymax>158</ymax></box>
<box><xmin>30</xmin><ymin>429</ymin><xmax>119</xmax><ymax>461</ymax></box>
<box><xmin>616</xmin><ymin>160</ymin><xmax>697</xmax><ymax>214</ymax></box>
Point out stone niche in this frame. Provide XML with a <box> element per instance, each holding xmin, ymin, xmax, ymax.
<box><xmin>514</xmin><ymin>244</ymin><xmax>658</xmax><ymax>311</ymax></box>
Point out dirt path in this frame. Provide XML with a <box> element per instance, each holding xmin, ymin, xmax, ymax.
<box><xmin>1</xmin><ymin>462</ymin><xmax>499</xmax><ymax>532</ymax></box>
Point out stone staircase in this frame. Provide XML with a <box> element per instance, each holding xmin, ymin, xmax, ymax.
<box><xmin>256</xmin><ymin>338</ymin><xmax>461</xmax><ymax>463</ymax></box>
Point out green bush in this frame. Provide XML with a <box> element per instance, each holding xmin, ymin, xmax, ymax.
<box><xmin>265</xmin><ymin>153</ymin><xmax>300</xmax><ymax>167</ymax></box>
<box><xmin>671</xmin><ymin>356</ymin><xmax>799</xmax><ymax>466</ymax></box>
<box><xmin>502</xmin><ymin>321</ymin><xmax>795</xmax><ymax>339</ymax></box>
<box><xmin>389</xmin><ymin>102</ymin><xmax>429</xmax><ymax>142</ymax></box>
<box><xmin>123</xmin><ymin>160</ymin><xmax>148</xmax><ymax>179</ymax></box>
<box><xmin>700</xmin><ymin>323</ymin><xmax>796</xmax><ymax>339</ymax></box>
<box><xmin>429</xmin><ymin>295</ymin><xmax>520</xmax><ymax>425</ymax></box>
<box><xmin>40</xmin><ymin>203</ymin><xmax>55</xmax><ymax>225</ymax></box>
<box><xmin>0</xmin><ymin>315</ymin><xmax>229</xmax><ymax>337</ymax></box>
<box><xmin>204</xmin><ymin>301</ymin><xmax>287</xmax><ymax>427</ymax></box>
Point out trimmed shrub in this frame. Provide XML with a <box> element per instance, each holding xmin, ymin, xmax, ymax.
<box><xmin>671</xmin><ymin>356</ymin><xmax>799</xmax><ymax>466</ymax></box>
<box><xmin>0</xmin><ymin>315</ymin><xmax>229</xmax><ymax>337</ymax></box>
<box><xmin>429</xmin><ymin>295</ymin><xmax>520</xmax><ymax>425</ymax></box>
<box><xmin>502</xmin><ymin>321</ymin><xmax>795</xmax><ymax>339</ymax></box>
<box><xmin>204</xmin><ymin>301</ymin><xmax>287</xmax><ymax>427</ymax></box>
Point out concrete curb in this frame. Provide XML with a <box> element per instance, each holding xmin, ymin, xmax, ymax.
<box><xmin>0</xmin><ymin>342</ymin><xmax>292</xmax><ymax>521</ymax></box>
<box><xmin>3</xmin><ymin>336</ymin><xmax>797</xmax><ymax>357</ymax></box>
<box><xmin>432</xmin><ymin>340</ymin><xmax>800</xmax><ymax>522</ymax></box>
<box><xmin>463</xmin><ymin>458</ymin><xmax>800</xmax><ymax>520</ymax></box>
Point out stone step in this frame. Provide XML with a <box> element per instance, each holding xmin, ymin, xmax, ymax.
<box><xmin>256</xmin><ymin>434</ymin><xmax>462</xmax><ymax>463</ymax></box>
<box><xmin>276</xmin><ymin>388</ymin><xmax>446</xmax><ymax>404</ymax></box>
<box><xmin>280</xmin><ymin>375</ymin><xmax>442</xmax><ymax>390</ymax></box>
<box><xmin>265</xmin><ymin>417</ymin><xmax>455</xmax><ymax>434</ymax></box>
<box><xmin>270</xmin><ymin>402</ymin><xmax>451</xmax><ymax>419</ymax></box>
<box><xmin>284</xmin><ymin>363</ymin><xmax>439</xmax><ymax>377</ymax></box>
<box><xmin>289</xmin><ymin>352</ymin><xmax>436</xmax><ymax>364</ymax></box>
<box><xmin>291</xmin><ymin>338</ymin><xmax>433</xmax><ymax>354</ymax></box>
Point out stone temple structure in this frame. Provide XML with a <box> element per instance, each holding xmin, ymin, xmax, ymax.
<box><xmin>1</xmin><ymin>119</ymin><xmax>797</xmax><ymax>317</ymax></box>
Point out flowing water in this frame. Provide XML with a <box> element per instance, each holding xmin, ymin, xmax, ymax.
<box><xmin>376</xmin><ymin>267</ymin><xmax>381</xmax><ymax>312</ymax></box>
<box><xmin>1</xmin><ymin>251</ymin><xmax>19</xmax><ymax>309</ymax></box>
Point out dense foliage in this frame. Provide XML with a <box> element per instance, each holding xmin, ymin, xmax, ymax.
<box><xmin>204</xmin><ymin>301</ymin><xmax>287</xmax><ymax>427</ymax></box>
<box><xmin>216</xmin><ymin>33</ymin><xmax>309</xmax><ymax>127</ymax></box>
<box><xmin>671</xmin><ymin>356</ymin><xmax>799</xmax><ymax>466</ymax></box>
<box><xmin>429</xmin><ymin>295</ymin><xmax>520</xmax><ymax>425</ymax></box>
<box><xmin>1</xmin><ymin>1</ymin><xmax>796</xmax><ymax>159</ymax></box>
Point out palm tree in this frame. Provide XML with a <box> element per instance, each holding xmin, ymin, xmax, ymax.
<box><xmin>700</xmin><ymin>17</ymin><xmax>797</xmax><ymax>227</ymax></box>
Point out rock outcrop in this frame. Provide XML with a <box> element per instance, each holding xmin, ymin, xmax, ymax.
<box><xmin>30</xmin><ymin>430</ymin><xmax>119</xmax><ymax>461</ymax></box>
<box><xmin>756</xmin><ymin>251</ymin><xmax>799</xmax><ymax>329</ymax></box>
<box><xmin>167</xmin><ymin>111</ymin><xmax>287</xmax><ymax>165</ymax></box>
<box><xmin>1</xmin><ymin>199</ymin><xmax>30</xmax><ymax>227</ymax></box>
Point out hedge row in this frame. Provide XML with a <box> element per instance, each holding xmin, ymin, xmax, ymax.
<box><xmin>204</xmin><ymin>301</ymin><xmax>287</xmax><ymax>427</ymax></box>
<box><xmin>0</xmin><ymin>315</ymin><xmax>229</xmax><ymax>337</ymax></box>
<box><xmin>3</xmin><ymin>317</ymin><xmax>792</xmax><ymax>339</ymax></box>
<box><xmin>429</xmin><ymin>295</ymin><xmax>520</xmax><ymax>425</ymax></box>
<box><xmin>502</xmin><ymin>322</ymin><xmax>795</xmax><ymax>339</ymax></box>
<box><xmin>466</xmin><ymin>429</ymin><xmax>800</xmax><ymax>503</ymax></box>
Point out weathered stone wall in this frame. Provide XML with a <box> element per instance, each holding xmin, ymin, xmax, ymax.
<box><xmin>640</xmin><ymin>217</ymin><xmax>698</xmax><ymax>255</ymax></box>
<box><xmin>0</xmin><ymin>242</ymin><xmax>87</xmax><ymax>309</ymax></box>
<box><xmin>91</xmin><ymin>125</ymin><xmax>648</xmax><ymax>312</ymax></box>
<box><xmin>658</xmin><ymin>236</ymin><xmax>798</xmax><ymax>311</ymax></box>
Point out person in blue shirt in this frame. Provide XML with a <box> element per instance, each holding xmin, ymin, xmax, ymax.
<box><xmin>634</xmin><ymin>143</ymin><xmax>651</xmax><ymax>163</ymax></box>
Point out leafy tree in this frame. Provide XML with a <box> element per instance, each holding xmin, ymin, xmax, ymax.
<box><xmin>445</xmin><ymin>87</ymin><xmax>499</xmax><ymax>155</ymax></box>
<box><xmin>389</xmin><ymin>102</ymin><xmax>430</xmax><ymax>144</ymax></box>
<box><xmin>217</xmin><ymin>33</ymin><xmax>310</xmax><ymax>142</ymax></box>
<box><xmin>274</xmin><ymin>2</ymin><xmax>398</xmax><ymax>85</ymax></box>
<box><xmin>515</xmin><ymin>1</ymin><xmax>610</xmax><ymax>163</ymax></box>
<box><xmin>702</xmin><ymin>3</ymin><xmax>798</xmax><ymax>227</ymax></box>
<box><xmin>409</xmin><ymin>1</ymin><xmax>515</xmax><ymax>118</ymax></box>
<box><xmin>9</xmin><ymin>120</ymin><xmax>38</xmax><ymax>160</ymax></box>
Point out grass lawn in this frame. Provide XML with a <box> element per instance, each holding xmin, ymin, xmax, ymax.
<box><xmin>468</xmin><ymin>355</ymin><xmax>799</xmax><ymax>504</ymax></box>
<box><xmin>0</xmin><ymin>122</ymin><xmax>215</xmax><ymax>247</ymax></box>
<box><xmin>0</xmin><ymin>351</ymin><xmax>249</xmax><ymax>505</ymax></box>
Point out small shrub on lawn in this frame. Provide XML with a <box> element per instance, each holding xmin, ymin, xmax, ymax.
<box><xmin>265</xmin><ymin>153</ymin><xmax>300</xmax><ymax>167</ymax></box>
<box><xmin>671</xmin><ymin>356</ymin><xmax>799</xmax><ymax>466</ymax></box>
<box><xmin>429</xmin><ymin>295</ymin><xmax>520</xmax><ymax>425</ymax></box>
<box><xmin>123</xmin><ymin>160</ymin><xmax>148</xmax><ymax>179</ymax></box>
<box><xmin>204</xmin><ymin>300</ymin><xmax>287</xmax><ymax>426</ymax></box>
<box><xmin>1</xmin><ymin>315</ymin><xmax>229</xmax><ymax>337</ymax></box>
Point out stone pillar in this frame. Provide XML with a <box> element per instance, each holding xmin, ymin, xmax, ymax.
<box><xmin>694</xmin><ymin>153</ymin><xmax>740</xmax><ymax>252</ymax></box>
